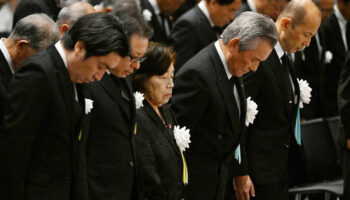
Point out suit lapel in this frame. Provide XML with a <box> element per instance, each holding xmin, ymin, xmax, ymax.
<box><xmin>48</xmin><ymin>46</ymin><xmax>77</xmax><ymax>134</ymax></box>
<box><xmin>236</xmin><ymin>77</ymin><xmax>247</xmax><ymax>131</ymax></box>
<box><xmin>209</xmin><ymin>44</ymin><xmax>241</xmax><ymax>141</ymax></box>
<box><xmin>195</xmin><ymin>6</ymin><xmax>218</xmax><ymax>41</ymax></box>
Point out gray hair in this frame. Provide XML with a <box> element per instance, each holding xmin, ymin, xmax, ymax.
<box><xmin>221</xmin><ymin>12</ymin><xmax>278</xmax><ymax>51</ymax></box>
<box><xmin>10</xmin><ymin>13</ymin><xmax>59</xmax><ymax>49</ymax></box>
<box><xmin>56</xmin><ymin>2</ymin><xmax>93</xmax><ymax>28</ymax></box>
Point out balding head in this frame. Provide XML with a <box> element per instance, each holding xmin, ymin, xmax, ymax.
<box><xmin>276</xmin><ymin>0</ymin><xmax>321</xmax><ymax>53</ymax></box>
<box><xmin>56</xmin><ymin>1</ymin><xmax>95</xmax><ymax>38</ymax></box>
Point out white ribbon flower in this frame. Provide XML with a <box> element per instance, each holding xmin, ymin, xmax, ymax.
<box><xmin>84</xmin><ymin>99</ymin><xmax>94</xmax><ymax>114</ymax></box>
<box><xmin>142</xmin><ymin>9</ymin><xmax>152</xmax><ymax>21</ymax></box>
<box><xmin>134</xmin><ymin>91</ymin><xmax>144</xmax><ymax>109</ymax></box>
<box><xmin>325</xmin><ymin>50</ymin><xmax>333</xmax><ymax>64</ymax></box>
<box><xmin>174</xmin><ymin>125</ymin><xmax>191</xmax><ymax>152</ymax></box>
<box><xmin>245</xmin><ymin>97</ymin><xmax>258</xmax><ymax>127</ymax></box>
<box><xmin>298</xmin><ymin>79</ymin><xmax>312</xmax><ymax>108</ymax></box>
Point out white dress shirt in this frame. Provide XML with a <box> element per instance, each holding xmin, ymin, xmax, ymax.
<box><xmin>0</xmin><ymin>38</ymin><xmax>14</xmax><ymax>74</ymax></box>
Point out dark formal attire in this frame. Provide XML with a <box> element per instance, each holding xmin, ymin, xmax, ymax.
<box><xmin>293</xmin><ymin>33</ymin><xmax>326</xmax><ymax>119</ymax></box>
<box><xmin>172</xmin><ymin>0</ymin><xmax>197</xmax><ymax>22</ymax></box>
<box><xmin>243</xmin><ymin>46</ymin><xmax>305</xmax><ymax>200</ymax></box>
<box><xmin>0</xmin><ymin>44</ymin><xmax>82</xmax><ymax>200</ymax></box>
<box><xmin>0</xmin><ymin>46</ymin><xmax>12</xmax><ymax>131</ymax></box>
<box><xmin>170</xmin><ymin>4</ymin><xmax>219</xmax><ymax>72</ymax></box>
<box><xmin>136</xmin><ymin>101</ymin><xmax>185</xmax><ymax>200</ymax></box>
<box><xmin>235</xmin><ymin>2</ymin><xmax>251</xmax><ymax>17</ymax></box>
<box><xmin>171</xmin><ymin>42</ymin><xmax>247</xmax><ymax>200</ymax></box>
<box><xmin>86</xmin><ymin>73</ymin><xmax>138</xmax><ymax>200</ymax></box>
<box><xmin>140</xmin><ymin>0</ymin><xmax>172</xmax><ymax>45</ymax></box>
<box><xmin>338</xmin><ymin>52</ymin><xmax>350</xmax><ymax>200</ymax></box>
<box><xmin>12</xmin><ymin>0</ymin><xmax>60</xmax><ymax>28</ymax></box>
<box><xmin>320</xmin><ymin>9</ymin><xmax>348</xmax><ymax>117</ymax></box>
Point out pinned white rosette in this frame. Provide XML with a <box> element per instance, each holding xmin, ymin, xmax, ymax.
<box><xmin>134</xmin><ymin>91</ymin><xmax>145</xmax><ymax>109</ymax></box>
<box><xmin>174</xmin><ymin>125</ymin><xmax>191</xmax><ymax>152</ymax></box>
<box><xmin>84</xmin><ymin>99</ymin><xmax>94</xmax><ymax>114</ymax></box>
<box><xmin>142</xmin><ymin>9</ymin><xmax>152</xmax><ymax>21</ymax></box>
<box><xmin>297</xmin><ymin>79</ymin><xmax>312</xmax><ymax>108</ymax></box>
<box><xmin>245</xmin><ymin>97</ymin><xmax>258</xmax><ymax>127</ymax></box>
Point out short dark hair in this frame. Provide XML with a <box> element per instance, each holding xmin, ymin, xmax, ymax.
<box><xmin>62</xmin><ymin>13</ymin><xmax>129</xmax><ymax>58</ymax></box>
<box><xmin>131</xmin><ymin>42</ymin><xmax>175</xmax><ymax>92</ymax></box>
<box><xmin>111</xmin><ymin>0</ymin><xmax>153</xmax><ymax>39</ymax></box>
<box><xmin>205</xmin><ymin>0</ymin><xmax>235</xmax><ymax>5</ymax></box>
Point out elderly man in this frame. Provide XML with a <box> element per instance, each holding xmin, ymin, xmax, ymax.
<box><xmin>140</xmin><ymin>0</ymin><xmax>185</xmax><ymax>44</ymax></box>
<box><xmin>171</xmin><ymin>11</ymin><xmax>278</xmax><ymax>200</ymax></box>
<box><xmin>293</xmin><ymin>0</ymin><xmax>334</xmax><ymax>120</ymax></box>
<box><xmin>0</xmin><ymin>13</ymin><xmax>129</xmax><ymax>200</ymax></box>
<box><xmin>170</xmin><ymin>0</ymin><xmax>241</xmax><ymax>72</ymax></box>
<box><xmin>56</xmin><ymin>1</ymin><xmax>95</xmax><ymax>38</ymax></box>
<box><xmin>12</xmin><ymin>0</ymin><xmax>80</xmax><ymax>28</ymax></box>
<box><xmin>243</xmin><ymin>0</ymin><xmax>321</xmax><ymax>199</ymax></box>
<box><xmin>0</xmin><ymin>13</ymin><xmax>59</xmax><ymax>133</ymax></box>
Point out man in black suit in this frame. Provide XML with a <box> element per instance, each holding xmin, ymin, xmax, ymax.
<box><xmin>0</xmin><ymin>13</ymin><xmax>59</xmax><ymax>132</ymax></box>
<box><xmin>12</xmin><ymin>0</ymin><xmax>79</xmax><ymax>28</ymax></box>
<box><xmin>235</xmin><ymin>0</ymin><xmax>287</xmax><ymax>21</ymax></box>
<box><xmin>171</xmin><ymin>12</ymin><xmax>278</xmax><ymax>200</ymax></box>
<box><xmin>320</xmin><ymin>0</ymin><xmax>350</xmax><ymax>117</ymax></box>
<box><xmin>243</xmin><ymin>1</ymin><xmax>321</xmax><ymax>199</ymax></box>
<box><xmin>140</xmin><ymin>0</ymin><xmax>185</xmax><ymax>44</ymax></box>
<box><xmin>84</xmin><ymin>11</ymin><xmax>153</xmax><ymax>200</ymax></box>
<box><xmin>0</xmin><ymin>13</ymin><xmax>129</xmax><ymax>200</ymax></box>
<box><xmin>170</xmin><ymin>0</ymin><xmax>241</xmax><ymax>72</ymax></box>
<box><xmin>293</xmin><ymin>0</ymin><xmax>334</xmax><ymax>120</ymax></box>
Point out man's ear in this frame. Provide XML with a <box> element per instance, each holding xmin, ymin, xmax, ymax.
<box><xmin>280</xmin><ymin>17</ymin><xmax>292</xmax><ymax>31</ymax></box>
<box><xmin>60</xmin><ymin>24</ymin><xmax>70</xmax><ymax>36</ymax></box>
<box><xmin>227</xmin><ymin>38</ymin><xmax>240</xmax><ymax>53</ymax></box>
<box><xmin>74</xmin><ymin>40</ymin><xmax>86</xmax><ymax>60</ymax></box>
<box><xmin>15</xmin><ymin>40</ymin><xmax>31</xmax><ymax>55</ymax></box>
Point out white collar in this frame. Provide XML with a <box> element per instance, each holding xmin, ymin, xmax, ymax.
<box><xmin>334</xmin><ymin>4</ymin><xmax>347</xmax><ymax>28</ymax></box>
<box><xmin>148</xmin><ymin>0</ymin><xmax>161</xmax><ymax>15</ymax></box>
<box><xmin>0</xmin><ymin>38</ymin><xmax>14</xmax><ymax>74</ymax></box>
<box><xmin>198</xmin><ymin>1</ymin><xmax>215</xmax><ymax>27</ymax></box>
<box><xmin>215</xmin><ymin>40</ymin><xmax>232</xmax><ymax>80</ymax></box>
<box><xmin>247</xmin><ymin>0</ymin><xmax>257</xmax><ymax>12</ymax></box>
<box><xmin>274</xmin><ymin>41</ymin><xmax>285</xmax><ymax>62</ymax></box>
<box><xmin>55</xmin><ymin>41</ymin><xmax>68</xmax><ymax>68</ymax></box>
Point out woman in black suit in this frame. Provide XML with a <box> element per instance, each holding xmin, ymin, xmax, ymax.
<box><xmin>131</xmin><ymin>42</ymin><xmax>188</xmax><ymax>200</ymax></box>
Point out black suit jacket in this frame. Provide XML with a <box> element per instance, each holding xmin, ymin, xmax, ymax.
<box><xmin>0</xmin><ymin>45</ymin><xmax>82</xmax><ymax>200</ymax></box>
<box><xmin>140</xmin><ymin>0</ymin><xmax>172</xmax><ymax>45</ymax></box>
<box><xmin>320</xmin><ymin>13</ymin><xmax>347</xmax><ymax>117</ymax></box>
<box><xmin>243</xmin><ymin>49</ymin><xmax>304</xmax><ymax>186</ymax></box>
<box><xmin>86</xmin><ymin>73</ymin><xmax>138</xmax><ymax>200</ymax></box>
<box><xmin>171</xmin><ymin>43</ymin><xmax>247</xmax><ymax>200</ymax></box>
<box><xmin>13</xmin><ymin>0</ymin><xmax>60</xmax><ymax>28</ymax></box>
<box><xmin>136</xmin><ymin>101</ymin><xmax>184</xmax><ymax>200</ymax></box>
<box><xmin>0</xmin><ymin>50</ymin><xmax>12</xmax><ymax>131</ymax></box>
<box><xmin>170</xmin><ymin>6</ymin><xmax>218</xmax><ymax>72</ymax></box>
<box><xmin>235</xmin><ymin>3</ymin><xmax>251</xmax><ymax>17</ymax></box>
<box><xmin>293</xmin><ymin>34</ymin><xmax>326</xmax><ymax>119</ymax></box>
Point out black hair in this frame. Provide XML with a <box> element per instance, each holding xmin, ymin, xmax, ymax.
<box><xmin>62</xmin><ymin>12</ymin><xmax>129</xmax><ymax>58</ymax></box>
<box><xmin>205</xmin><ymin>0</ymin><xmax>236</xmax><ymax>5</ymax></box>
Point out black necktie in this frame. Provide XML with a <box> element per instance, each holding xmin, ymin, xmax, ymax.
<box><xmin>281</xmin><ymin>54</ymin><xmax>294</xmax><ymax>102</ymax></box>
<box><xmin>230</xmin><ymin>77</ymin><xmax>241</xmax><ymax>119</ymax></box>
<box><xmin>346</xmin><ymin>22</ymin><xmax>350</xmax><ymax>52</ymax></box>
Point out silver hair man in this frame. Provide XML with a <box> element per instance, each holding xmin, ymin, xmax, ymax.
<box><xmin>222</xmin><ymin>11</ymin><xmax>278</xmax><ymax>51</ymax></box>
<box><xmin>5</xmin><ymin>13</ymin><xmax>59</xmax><ymax>69</ymax></box>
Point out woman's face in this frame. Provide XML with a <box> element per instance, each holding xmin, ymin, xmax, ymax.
<box><xmin>144</xmin><ymin>63</ymin><xmax>174</xmax><ymax>107</ymax></box>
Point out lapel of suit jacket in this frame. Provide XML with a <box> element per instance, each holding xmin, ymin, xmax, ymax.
<box><xmin>76</xmin><ymin>83</ymin><xmax>92</xmax><ymax>143</ymax></box>
<box><xmin>288</xmin><ymin>59</ymin><xmax>301</xmax><ymax>121</ymax></box>
<box><xmin>99</xmin><ymin>73</ymin><xmax>132</xmax><ymax>121</ymax></box>
<box><xmin>0</xmin><ymin>50</ymin><xmax>12</xmax><ymax>88</ymax></box>
<box><xmin>195</xmin><ymin>6</ymin><xmax>218</xmax><ymax>41</ymax></box>
<box><xmin>269</xmin><ymin>49</ymin><xmax>293</xmax><ymax>117</ymax></box>
<box><xmin>48</xmin><ymin>45</ymin><xmax>77</xmax><ymax>135</ymax></box>
<box><xmin>329</xmin><ymin>14</ymin><xmax>346</xmax><ymax>55</ymax></box>
<box><xmin>123</xmin><ymin>76</ymin><xmax>137</xmax><ymax>130</ymax></box>
<box><xmin>236</xmin><ymin>77</ymin><xmax>247</xmax><ymax>132</ymax></box>
<box><xmin>210</xmin><ymin>44</ymin><xmax>241</xmax><ymax>141</ymax></box>
<box><xmin>142</xmin><ymin>0</ymin><xmax>168</xmax><ymax>39</ymax></box>
<box><xmin>143</xmin><ymin>100</ymin><xmax>182</xmax><ymax>159</ymax></box>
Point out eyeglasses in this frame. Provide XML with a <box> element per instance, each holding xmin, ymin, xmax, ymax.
<box><xmin>129</xmin><ymin>55</ymin><xmax>147</xmax><ymax>63</ymax></box>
